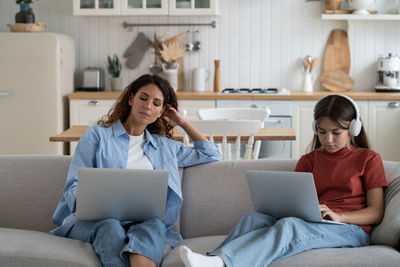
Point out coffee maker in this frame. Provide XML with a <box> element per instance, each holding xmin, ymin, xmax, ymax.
<box><xmin>375</xmin><ymin>53</ymin><xmax>400</xmax><ymax>92</ymax></box>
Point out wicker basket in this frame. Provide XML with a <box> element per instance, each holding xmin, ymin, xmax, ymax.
<box><xmin>7</xmin><ymin>23</ymin><xmax>47</xmax><ymax>32</ymax></box>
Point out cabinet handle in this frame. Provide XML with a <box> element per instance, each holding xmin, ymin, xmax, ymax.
<box><xmin>388</xmin><ymin>102</ymin><xmax>399</xmax><ymax>108</ymax></box>
<box><xmin>0</xmin><ymin>91</ymin><xmax>12</xmax><ymax>96</ymax></box>
<box><xmin>88</xmin><ymin>100</ymin><xmax>99</xmax><ymax>106</ymax></box>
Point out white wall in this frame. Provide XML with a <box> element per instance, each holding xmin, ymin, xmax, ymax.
<box><xmin>1</xmin><ymin>0</ymin><xmax>400</xmax><ymax>92</ymax></box>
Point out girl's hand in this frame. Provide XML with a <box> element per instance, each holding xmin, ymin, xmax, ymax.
<box><xmin>319</xmin><ymin>204</ymin><xmax>343</xmax><ymax>222</ymax></box>
<box><xmin>163</xmin><ymin>105</ymin><xmax>187</xmax><ymax>127</ymax></box>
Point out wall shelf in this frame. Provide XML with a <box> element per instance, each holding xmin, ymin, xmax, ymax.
<box><xmin>322</xmin><ymin>14</ymin><xmax>400</xmax><ymax>21</ymax></box>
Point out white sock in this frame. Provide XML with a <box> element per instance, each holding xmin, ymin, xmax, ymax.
<box><xmin>179</xmin><ymin>245</ymin><xmax>224</xmax><ymax>267</ymax></box>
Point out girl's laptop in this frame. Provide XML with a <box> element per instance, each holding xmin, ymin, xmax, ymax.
<box><xmin>75</xmin><ymin>168</ymin><xmax>169</xmax><ymax>222</ymax></box>
<box><xmin>246</xmin><ymin>170</ymin><xmax>345</xmax><ymax>225</ymax></box>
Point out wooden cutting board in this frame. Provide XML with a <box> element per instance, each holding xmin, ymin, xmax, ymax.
<box><xmin>323</xmin><ymin>29</ymin><xmax>350</xmax><ymax>74</ymax></box>
<box><xmin>321</xmin><ymin>70</ymin><xmax>354</xmax><ymax>91</ymax></box>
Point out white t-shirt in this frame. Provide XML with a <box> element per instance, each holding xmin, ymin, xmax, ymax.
<box><xmin>126</xmin><ymin>133</ymin><xmax>153</xmax><ymax>170</ymax></box>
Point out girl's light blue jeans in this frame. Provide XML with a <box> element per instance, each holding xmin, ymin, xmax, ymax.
<box><xmin>208</xmin><ymin>212</ymin><xmax>369</xmax><ymax>267</ymax></box>
<box><xmin>66</xmin><ymin>218</ymin><xmax>166</xmax><ymax>267</ymax></box>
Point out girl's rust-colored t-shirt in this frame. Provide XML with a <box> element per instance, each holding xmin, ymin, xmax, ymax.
<box><xmin>295</xmin><ymin>147</ymin><xmax>387</xmax><ymax>232</ymax></box>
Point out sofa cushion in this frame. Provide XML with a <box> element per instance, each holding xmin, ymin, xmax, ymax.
<box><xmin>371</xmin><ymin>175</ymin><xmax>400</xmax><ymax>249</ymax></box>
<box><xmin>180</xmin><ymin>159</ymin><xmax>298</xmax><ymax>238</ymax></box>
<box><xmin>0</xmin><ymin>227</ymin><xmax>99</xmax><ymax>267</ymax></box>
<box><xmin>162</xmin><ymin>235</ymin><xmax>400</xmax><ymax>267</ymax></box>
<box><xmin>0</xmin><ymin>155</ymin><xmax>72</xmax><ymax>232</ymax></box>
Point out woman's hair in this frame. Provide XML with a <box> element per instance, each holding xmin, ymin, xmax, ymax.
<box><xmin>97</xmin><ymin>74</ymin><xmax>178</xmax><ymax>138</ymax></box>
<box><xmin>307</xmin><ymin>95</ymin><xmax>369</xmax><ymax>152</ymax></box>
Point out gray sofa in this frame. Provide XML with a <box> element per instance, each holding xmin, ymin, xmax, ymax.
<box><xmin>1</xmin><ymin>155</ymin><xmax>400</xmax><ymax>267</ymax></box>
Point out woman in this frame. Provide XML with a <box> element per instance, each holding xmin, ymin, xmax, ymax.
<box><xmin>180</xmin><ymin>94</ymin><xmax>387</xmax><ymax>267</ymax></box>
<box><xmin>51</xmin><ymin>74</ymin><xmax>221</xmax><ymax>267</ymax></box>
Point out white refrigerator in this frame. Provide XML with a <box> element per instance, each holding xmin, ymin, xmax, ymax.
<box><xmin>0</xmin><ymin>33</ymin><xmax>75</xmax><ymax>154</ymax></box>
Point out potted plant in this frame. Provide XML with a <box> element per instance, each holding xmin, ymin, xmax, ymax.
<box><xmin>106</xmin><ymin>54</ymin><xmax>122</xmax><ymax>91</ymax></box>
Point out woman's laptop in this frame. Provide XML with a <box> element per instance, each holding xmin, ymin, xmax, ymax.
<box><xmin>75</xmin><ymin>168</ymin><xmax>169</xmax><ymax>222</ymax></box>
<box><xmin>246</xmin><ymin>170</ymin><xmax>345</xmax><ymax>225</ymax></box>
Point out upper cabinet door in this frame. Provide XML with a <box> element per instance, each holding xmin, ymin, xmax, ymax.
<box><xmin>73</xmin><ymin>0</ymin><xmax>121</xmax><ymax>15</ymax></box>
<box><xmin>169</xmin><ymin>0</ymin><xmax>218</xmax><ymax>15</ymax></box>
<box><xmin>121</xmin><ymin>0</ymin><xmax>168</xmax><ymax>15</ymax></box>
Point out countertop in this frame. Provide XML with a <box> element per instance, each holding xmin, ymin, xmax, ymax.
<box><xmin>68</xmin><ymin>91</ymin><xmax>400</xmax><ymax>101</ymax></box>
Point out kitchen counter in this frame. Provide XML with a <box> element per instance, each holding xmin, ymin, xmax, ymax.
<box><xmin>68</xmin><ymin>91</ymin><xmax>400</xmax><ymax>100</ymax></box>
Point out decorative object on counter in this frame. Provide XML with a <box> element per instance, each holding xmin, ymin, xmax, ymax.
<box><xmin>321</xmin><ymin>29</ymin><xmax>353</xmax><ymax>91</ymax></box>
<box><xmin>320</xmin><ymin>70</ymin><xmax>354</xmax><ymax>91</ymax></box>
<box><xmin>10</xmin><ymin>0</ymin><xmax>45</xmax><ymax>32</ymax></box>
<box><xmin>123</xmin><ymin>32</ymin><xmax>152</xmax><ymax>69</ymax></box>
<box><xmin>375</xmin><ymin>53</ymin><xmax>400</xmax><ymax>92</ymax></box>
<box><xmin>305</xmin><ymin>0</ymin><xmax>342</xmax><ymax>13</ymax></box>
<box><xmin>192</xmin><ymin>67</ymin><xmax>209</xmax><ymax>92</ymax></box>
<box><xmin>15</xmin><ymin>0</ymin><xmax>36</xmax><ymax>23</ymax></box>
<box><xmin>7</xmin><ymin>22</ymin><xmax>46</xmax><ymax>32</ymax></box>
<box><xmin>348</xmin><ymin>0</ymin><xmax>374</xmax><ymax>15</ymax></box>
<box><xmin>213</xmin><ymin>60</ymin><xmax>221</xmax><ymax>92</ymax></box>
<box><xmin>154</xmin><ymin>31</ymin><xmax>187</xmax><ymax>91</ymax></box>
<box><xmin>301</xmin><ymin>55</ymin><xmax>318</xmax><ymax>92</ymax></box>
<box><xmin>106</xmin><ymin>54</ymin><xmax>122</xmax><ymax>91</ymax></box>
<box><xmin>161</xmin><ymin>62</ymin><xmax>180</xmax><ymax>92</ymax></box>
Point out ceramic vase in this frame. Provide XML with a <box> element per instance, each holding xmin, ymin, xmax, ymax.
<box><xmin>161</xmin><ymin>62</ymin><xmax>179</xmax><ymax>91</ymax></box>
<box><xmin>111</xmin><ymin>77</ymin><xmax>122</xmax><ymax>91</ymax></box>
<box><xmin>15</xmin><ymin>4</ymin><xmax>29</xmax><ymax>23</ymax></box>
<box><xmin>348</xmin><ymin>0</ymin><xmax>374</xmax><ymax>15</ymax></box>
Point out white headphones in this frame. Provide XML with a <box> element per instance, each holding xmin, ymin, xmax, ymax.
<box><xmin>312</xmin><ymin>94</ymin><xmax>362</xmax><ymax>136</ymax></box>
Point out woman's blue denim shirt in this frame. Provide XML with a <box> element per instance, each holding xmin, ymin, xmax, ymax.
<box><xmin>51</xmin><ymin>120</ymin><xmax>221</xmax><ymax>247</ymax></box>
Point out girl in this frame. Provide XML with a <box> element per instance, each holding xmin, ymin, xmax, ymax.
<box><xmin>180</xmin><ymin>94</ymin><xmax>387</xmax><ymax>267</ymax></box>
<box><xmin>51</xmin><ymin>74</ymin><xmax>221</xmax><ymax>267</ymax></box>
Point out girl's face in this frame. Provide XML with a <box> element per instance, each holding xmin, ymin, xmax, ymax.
<box><xmin>316</xmin><ymin>117</ymin><xmax>351</xmax><ymax>153</ymax></box>
<box><xmin>128</xmin><ymin>83</ymin><xmax>164</xmax><ymax>127</ymax></box>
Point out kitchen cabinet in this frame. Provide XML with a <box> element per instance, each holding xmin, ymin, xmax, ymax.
<box><xmin>121</xmin><ymin>0</ymin><xmax>168</xmax><ymax>15</ymax></box>
<box><xmin>69</xmin><ymin>99</ymin><xmax>116</xmax><ymax>153</ymax></box>
<box><xmin>291</xmin><ymin>100</ymin><xmax>369</xmax><ymax>159</ymax></box>
<box><xmin>368</xmin><ymin>101</ymin><xmax>400</xmax><ymax>161</ymax></box>
<box><xmin>73</xmin><ymin>0</ymin><xmax>121</xmax><ymax>15</ymax></box>
<box><xmin>169</xmin><ymin>0</ymin><xmax>218</xmax><ymax>16</ymax></box>
<box><xmin>73</xmin><ymin>0</ymin><xmax>217</xmax><ymax>16</ymax></box>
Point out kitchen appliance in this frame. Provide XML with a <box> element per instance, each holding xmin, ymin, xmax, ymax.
<box><xmin>217</xmin><ymin>100</ymin><xmax>292</xmax><ymax>159</ymax></box>
<box><xmin>79</xmin><ymin>67</ymin><xmax>105</xmax><ymax>91</ymax></box>
<box><xmin>375</xmin><ymin>53</ymin><xmax>400</xmax><ymax>92</ymax></box>
<box><xmin>192</xmin><ymin>67</ymin><xmax>209</xmax><ymax>92</ymax></box>
<box><xmin>220</xmin><ymin>88</ymin><xmax>286</xmax><ymax>94</ymax></box>
<box><xmin>0</xmin><ymin>33</ymin><xmax>75</xmax><ymax>154</ymax></box>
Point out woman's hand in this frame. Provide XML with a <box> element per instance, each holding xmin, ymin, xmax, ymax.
<box><xmin>319</xmin><ymin>204</ymin><xmax>343</xmax><ymax>222</ymax></box>
<box><xmin>163</xmin><ymin>105</ymin><xmax>187</xmax><ymax>127</ymax></box>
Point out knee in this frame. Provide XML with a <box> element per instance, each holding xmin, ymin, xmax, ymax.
<box><xmin>276</xmin><ymin>217</ymin><xmax>302</xmax><ymax>230</ymax></box>
<box><xmin>97</xmin><ymin>218</ymin><xmax>124</xmax><ymax>233</ymax></box>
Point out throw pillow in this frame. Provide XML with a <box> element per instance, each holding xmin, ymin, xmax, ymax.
<box><xmin>370</xmin><ymin>175</ymin><xmax>400</xmax><ymax>250</ymax></box>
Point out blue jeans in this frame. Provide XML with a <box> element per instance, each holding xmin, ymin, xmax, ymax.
<box><xmin>66</xmin><ymin>218</ymin><xmax>167</xmax><ymax>267</ymax></box>
<box><xmin>208</xmin><ymin>212</ymin><xmax>369</xmax><ymax>267</ymax></box>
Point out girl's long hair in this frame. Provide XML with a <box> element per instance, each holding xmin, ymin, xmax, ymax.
<box><xmin>307</xmin><ymin>95</ymin><xmax>369</xmax><ymax>152</ymax></box>
<box><xmin>97</xmin><ymin>74</ymin><xmax>178</xmax><ymax>138</ymax></box>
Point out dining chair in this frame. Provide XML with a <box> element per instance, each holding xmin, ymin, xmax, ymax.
<box><xmin>181</xmin><ymin>107</ymin><xmax>270</xmax><ymax>160</ymax></box>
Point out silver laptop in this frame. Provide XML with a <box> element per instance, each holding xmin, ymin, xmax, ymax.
<box><xmin>246</xmin><ymin>170</ymin><xmax>345</xmax><ymax>225</ymax></box>
<box><xmin>76</xmin><ymin>168</ymin><xmax>169</xmax><ymax>222</ymax></box>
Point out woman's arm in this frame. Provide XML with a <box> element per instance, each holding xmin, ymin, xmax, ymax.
<box><xmin>163</xmin><ymin>105</ymin><xmax>207</xmax><ymax>141</ymax></box>
<box><xmin>320</xmin><ymin>187</ymin><xmax>385</xmax><ymax>225</ymax></box>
